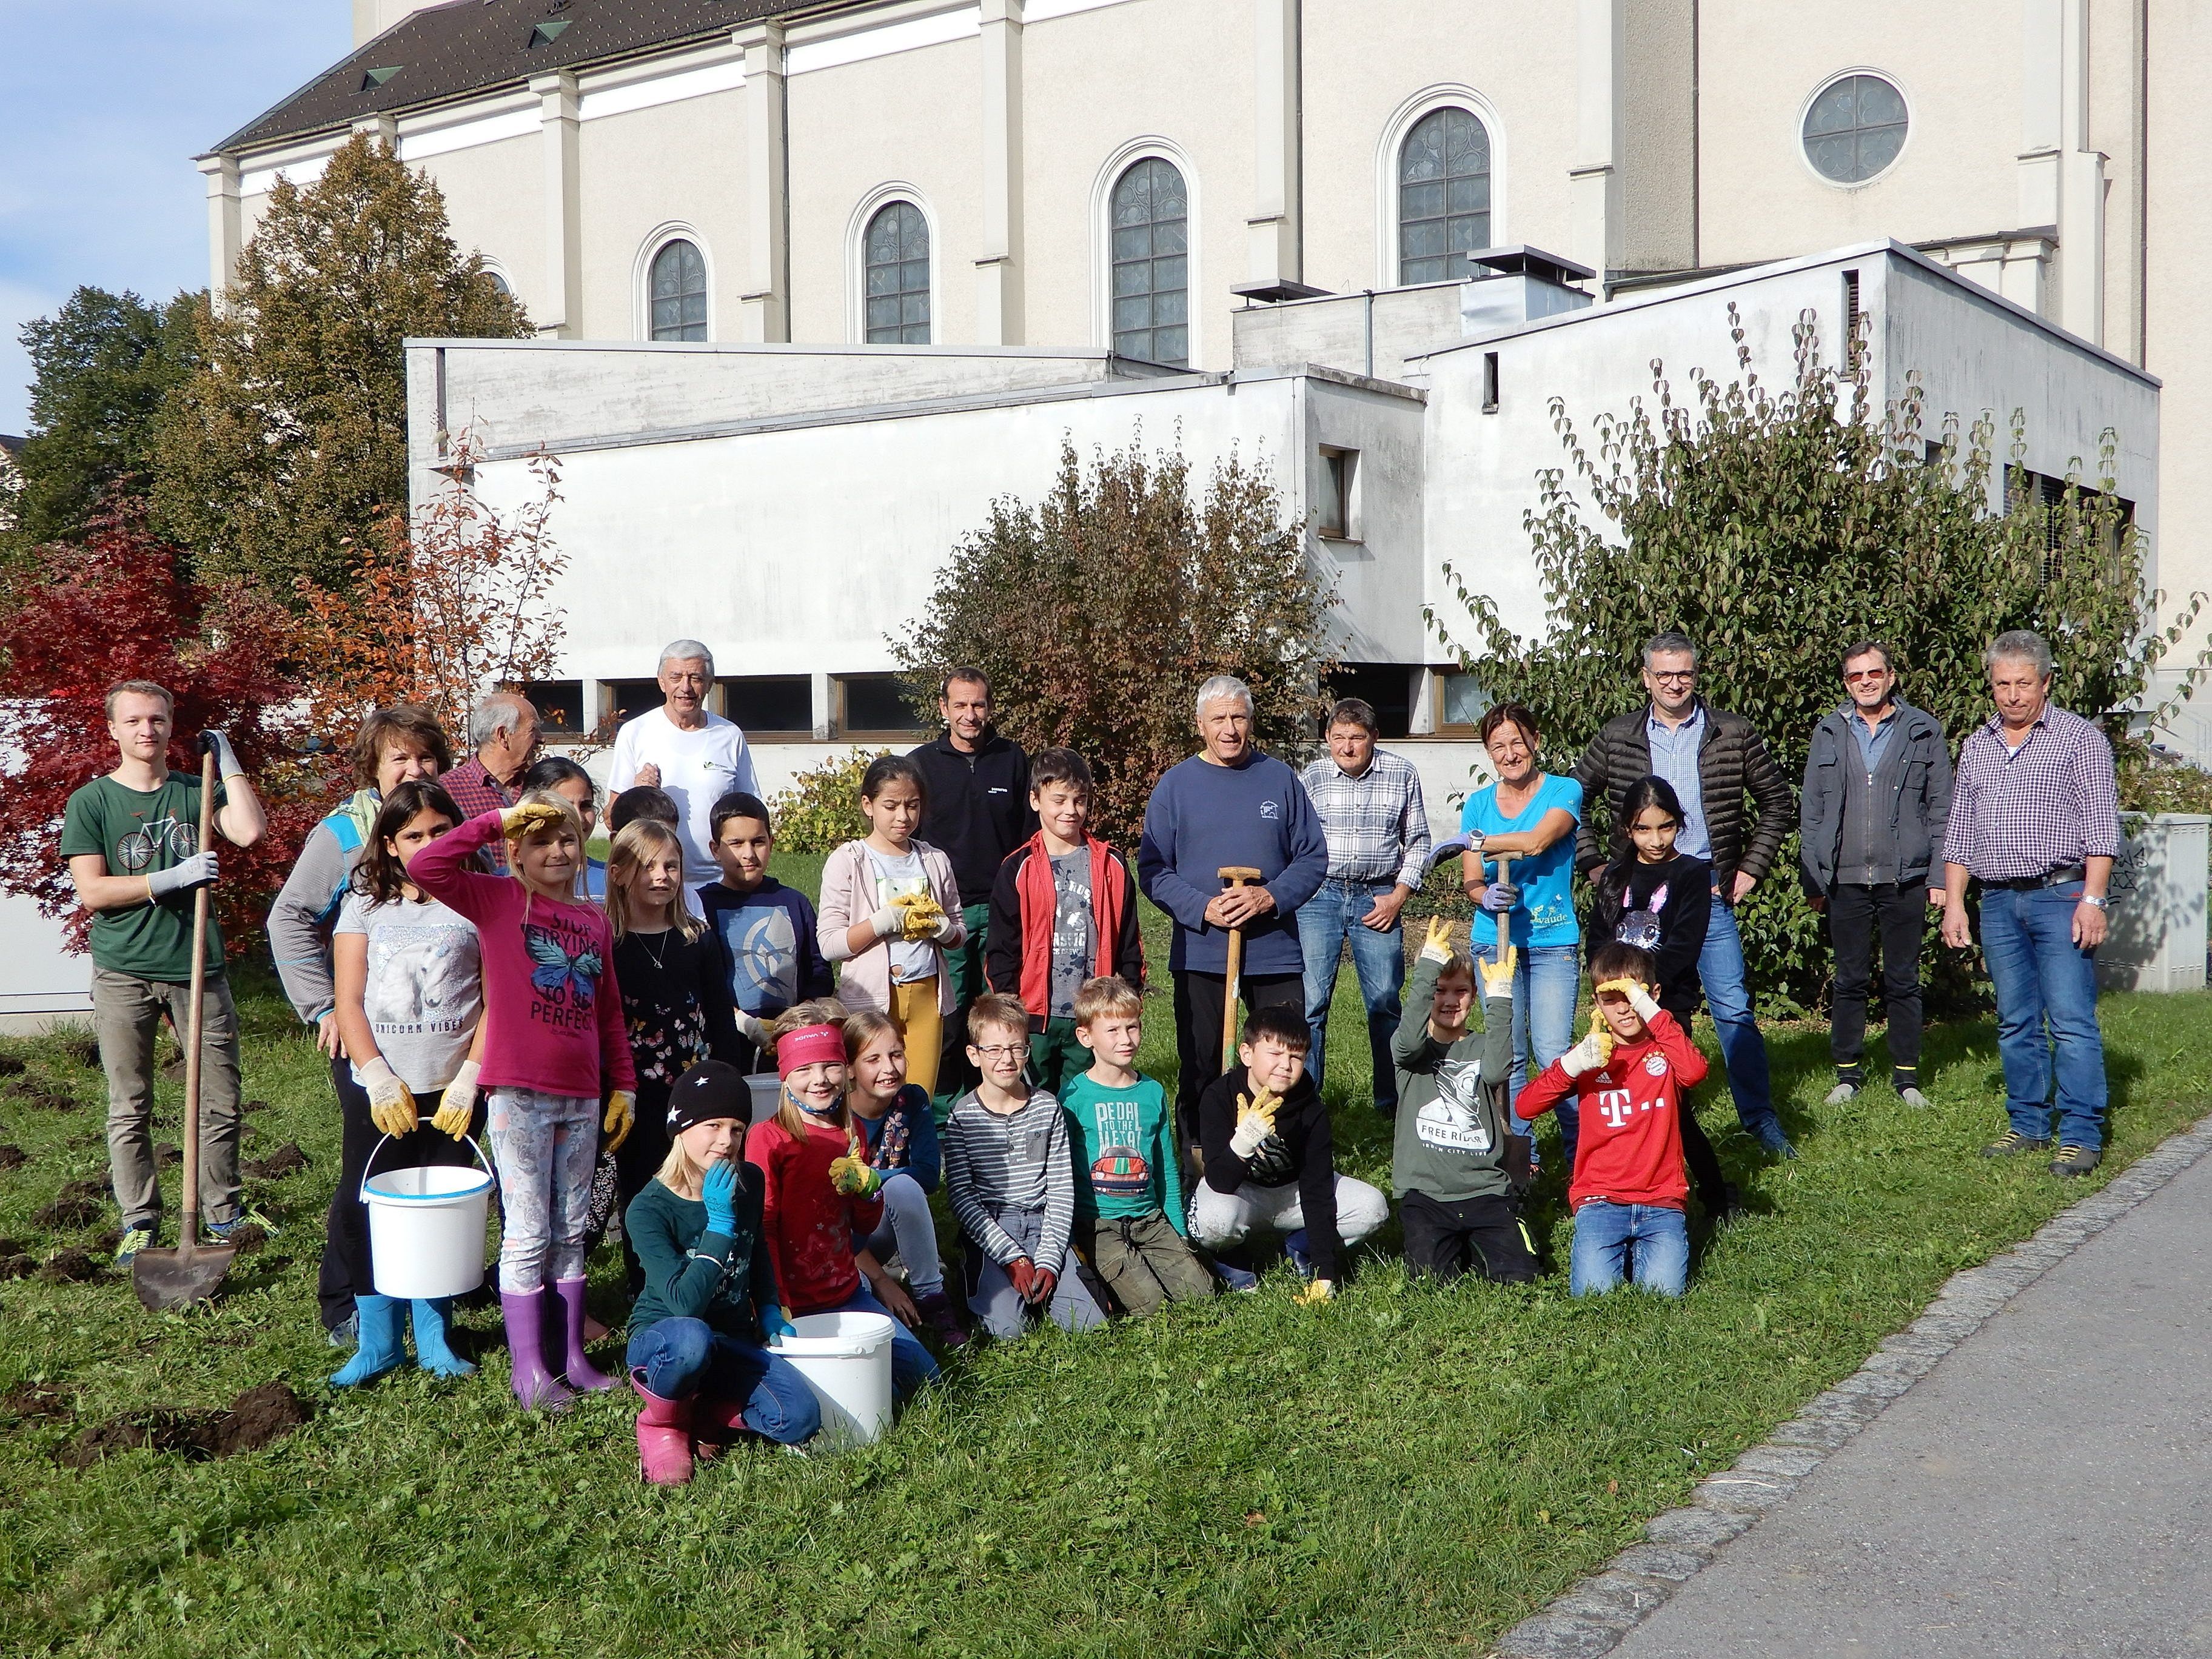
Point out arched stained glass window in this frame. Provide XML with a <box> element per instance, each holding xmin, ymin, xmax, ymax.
<box><xmin>863</xmin><ymin>201</ymin><xmax>931</xmax><ymax>344</ymax></box>
<box><xmin>1110</xmin><ymin>158</ymin><xmax>1188</xmax><ymax>367</ymax></box>
<box><xmin>649</xmin><ymin>239</ymin><xmax>707</xmax><ymax>341</ymax></box>
<box><xmin>1398</xmin><ymin>107</ymin><xmax>1491</xmax><ymax>284</ymax></box>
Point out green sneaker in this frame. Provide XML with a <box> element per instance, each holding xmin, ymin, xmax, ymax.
<box><xmin>1980</xmin><ymin>1129</ymin><xmax>2053</xmax><ymax>1159</ymax></box>
<box><xmin>2049</xmin><ymin>1144</ymin><xmax>2102</xmax><ymax>1178</ymax></box>
<box><xmin>113</xmin><ymin>1222</ymin><xmax>156</xmax><ymax>1268</ymax></box>
<box><xmin>206</xmin><ymin>1205</ymin><xmax>277</xmax><ymax>1243</ymax></box>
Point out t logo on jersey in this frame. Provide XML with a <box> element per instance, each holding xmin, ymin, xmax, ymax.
<box><xmin>1596</xmin><ymin>1087</ymin><xmax>1636</xmax><ymax>1130</ymax></box>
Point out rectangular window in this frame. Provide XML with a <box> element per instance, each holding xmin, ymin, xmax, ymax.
<box><xmin>600</xmin><ymin>679</ymin><xmax>662</xmax><ymax>728</ymax></box>
<box><xmin>718</xmin><ymin>675</ymin><xmax>812</xmax><ymax>737</ymax></box>
<box><xmin>1316</xmin><ymin>446</ymin><xmax>1359</xmax><ymax>540</ymax></box>
<box><xmin>1322</xmin><ymin>665</ymin><xmax>1414</xmax><ymax>739</ymax></box>
<box><xmin>1843</xmin><ymin>269</ymin><xmax>1862</xmax><ymax>370</ymax></box>
<box><xmin>523</xmin><ymin>680</ymin><xmax>586</xmax><ymax>737</ymax></box>
<box><xmin>837</xmin><ymin>674</ymin><xmax>925</xmax><ymax>738</ymax></box>
<box><xmin>1481</xmin><ymin>350</ymin><xmax>1500</xmax><ymax>413</ymax></box>
<box><xmin>1436</xmin><ymin>670</ymin><xmax>1490</xmax><ymax>733</ymax></box>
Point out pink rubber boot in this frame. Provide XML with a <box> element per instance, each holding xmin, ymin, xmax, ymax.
<box><xmin>630</xmin><ymin>1371</ymin><xmax>695</xmax><ymax>1486</ymax></box>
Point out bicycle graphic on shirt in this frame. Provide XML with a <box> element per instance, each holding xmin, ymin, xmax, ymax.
<box><xmin>113</xmin><ymin>816</ymin><xmax>196</xmax><ymax>874</ymax></box>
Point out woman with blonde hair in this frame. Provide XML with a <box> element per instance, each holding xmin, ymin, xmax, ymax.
<box><xmin>603</xmin><ymin>817</ymin><xmax>743</xmax><ymax>1295</ymax></box>
<box><xmin>623</xmin><ymin>1060</ymin><xmax>813</xmax><ymax>1484</ymax></box>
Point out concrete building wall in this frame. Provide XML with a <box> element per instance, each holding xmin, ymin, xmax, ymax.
<box><xmin>574</xmin><ymin>87</ymin><xmax>750</xmax><ymax>343</ymax></box>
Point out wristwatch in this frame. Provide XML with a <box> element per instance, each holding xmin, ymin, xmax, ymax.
<box><xmin>2080</xmin><ymin>893</ymin><xmax>2107</xmax><ymax>910</ymax></box>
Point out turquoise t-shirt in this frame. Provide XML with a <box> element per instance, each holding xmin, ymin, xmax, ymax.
<box><xmin>1460</xmin><ymin>773</ymin><xmax>1584</xmax><ymax>948</ymax></box>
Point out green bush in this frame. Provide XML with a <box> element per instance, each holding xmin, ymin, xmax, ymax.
<box><xmin>766</xmin><ymin>748</ymin><xmax>888</xmax><ymax>853</ymax></box>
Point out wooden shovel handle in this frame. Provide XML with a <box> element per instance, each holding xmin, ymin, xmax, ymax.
<box><xmin>179</xmin><ymin>746</ymin><xmax>216</xmax><ymax>1246</ymax></box>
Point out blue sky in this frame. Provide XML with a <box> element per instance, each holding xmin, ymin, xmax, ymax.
<box><xmin>0</xmin><ymin>2</ymin><xmax>351</xmax><ymax>434</ymax></box>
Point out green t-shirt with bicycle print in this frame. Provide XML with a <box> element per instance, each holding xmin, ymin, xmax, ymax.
<box><xmin>60</xmin><ymin>774</ymin><xmax>227</xmax><ymax>984</ymax></box>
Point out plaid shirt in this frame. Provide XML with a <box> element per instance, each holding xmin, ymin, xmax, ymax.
<box><xmin>1940</xmin><ymin>706</ymin><xmax>2120</xmax><ymax>881</ymax></box>
<box><xmin>1298</xmin><ymin>748</ymin><xmax>1432</xmax><ymax>888</ymax></box>
<box><xmin>440</xmin><ymin>755</ymin><xmax>519</xmax><ymax>872</ymax></box>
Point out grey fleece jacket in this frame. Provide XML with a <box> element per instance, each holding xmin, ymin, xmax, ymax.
<box><xmin>267</xmin><ymin>818</ymin><xmax>364</xmax><ymax>1025</ymax></box>
<box><xmin>1390</xmin><ymin>954</ymin><xmax>1518</xmax><ymax>1202</ymax></box>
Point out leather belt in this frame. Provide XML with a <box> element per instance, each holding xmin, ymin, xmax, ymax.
<box><xmin>1983</xmin><ymin>863</ymin><xmax>2087</xmax><ymax>892</ymax></box>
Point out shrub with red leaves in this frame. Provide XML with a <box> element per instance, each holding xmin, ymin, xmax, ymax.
<box><xmin>0</xmin><ymin>509</ymin><xmax>316</xmax><ymax>949</ymax></box>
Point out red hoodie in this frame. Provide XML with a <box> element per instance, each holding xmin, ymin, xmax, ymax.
<box><xmin>1516</xmin><ymin>1009</ymin><xmax>1708</xmax><ymax>1210</ymax></box>
<box><xmin>745</xmin><ymin>1111</ymin><xmax>886</xmax><ymax>1315</ymax></box>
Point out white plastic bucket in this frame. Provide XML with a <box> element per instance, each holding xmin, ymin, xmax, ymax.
<box><xmin>779</xmin><ymin>1310</ymin><xmax>896</xmax><ymax>1444</ymax></box>
<box><xmin>746</xmin><ymin>1072</ymin><xmax>782</xmax><ymax>1125</ymax></box>
<box><xmin>360</xmin><ymin>1133</ymin><xmax>494</xmax><ymax>1299</ymax></box>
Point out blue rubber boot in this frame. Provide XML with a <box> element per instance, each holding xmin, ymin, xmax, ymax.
<box><xmin>1284</xmin><ymin>1230</ymin><xmax>1315</xmax><ymax>1280</ymax></box>
<box><xmin>410</xmin><ymin>1298</ymin><xmax>477</xmax><ymax>1378</ymax></box>
<box><xmin>330</xmin><ymin>1293</ymin><xmax>404</xmax><ymax>1387</ymax></box>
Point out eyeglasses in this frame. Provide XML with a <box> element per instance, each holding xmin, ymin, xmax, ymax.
<box><xmin>1843</xmin><ymin>669</ymin><xmax>1891</xmax><ymax>682</ymax></box>
<box><xmin>1647</xmin><ymin>670</ymin><xmax>1696</xmax><ymax>684</ymax></box>
<box><xmin>970</xmin><ymin>1044</ymin><xmax>1026</xmax><ymax>1059</ymax></box>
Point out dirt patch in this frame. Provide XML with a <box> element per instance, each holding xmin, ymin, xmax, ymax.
<box><xmin>153</xmin><ymin>1142</ymin><xmax>181</xmax><ymax>1167</ymax></box>
<box><xmin>11</xmin><ymin>1084</ymin><xmax>78</xmax><ymax>1112</ymax></box>
<box><xmin>0</xmin><ymin>1255</ymin><xmax>36</xmax><ymax>1281</ymax></box>
<box><xmin>0</xmin><ymin>1145</ymin><xmax>25</xmax><ymax>1172</ymax></box>
<box><xmin>35</xmin><ymin>1195</ymin><xmax>104</xmax><ymax>1230</ymax></box>
<box><xmin>0</xmin><ymin>1052</ymin><xmax>25</xmax><ymax>1076</ymax></box>
<box><xmin>241</xmin><ymin>1098</ymin><xmax>272</xmax><ymax>1114</ymax></box>
<box><xmin>223</xmin><ymin>1222</ymin><xmax>269</xmax><ymax>1255</ymax></box>
<box><xmin>59</xmin><ymin>1382</ymin><xmax>310</xmax><ymax>1468</ymax></box>
<box><xmin>51</xmin><ymin>1033</ymin><xmax>100</xmax><ymax>1069</ymax></box>
<box><xmin>0</xmin><ymin>1383</ymin><xmax>69</xmax><ymax>1419</ymax></box>
<box><xmin>37</xmin><ymin>1249</ymin><xmax>99</xmax><ymax>1283</ymax></box>
<box><xmin>243</xmin><ymin>1142</ymin><xmax>307</xmax><ymax>1179</ymax></box>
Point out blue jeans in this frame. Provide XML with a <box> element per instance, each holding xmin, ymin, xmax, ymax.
<box><xmin>1471</xmin><ymin>940</ymin><xmax>1583</xmax><ymax>1159</ymax></box>
<box><xmin>1298</xmin><ymin>878</ymin><xmax>1407</xmax><ymax>1110</ymax></box>
<box><xmin>814</xmin><ymin>1285</ymin><xmax>941</xmax><ymax>1401</ymax></box>
<box><xmin>622</xmin><ymin>1316</ymin><xmax>820</xmax><ymax>1445</ymax></box>
<box><xmin>1569</xmin><ymin>1201</ymin><xmax>1689</xmax><ymax>1297</ymax></box>
<box><xmin>1698</xmin><ymin>894</ymin><xmax>1777</xmax><ymax>1131</ymax></box>
<box><xmin>1979</xmin><ymin>881</ymin><xmax>2107</xmax><ymax>1148</ymax></box>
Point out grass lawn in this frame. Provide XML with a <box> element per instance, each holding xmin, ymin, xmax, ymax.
<box><xmin>1</xmin><ymin>853</ymin><xmax>2205</xmax><ymax>1658</ymax></box>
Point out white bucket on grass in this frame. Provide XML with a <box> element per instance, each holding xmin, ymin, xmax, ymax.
<box><xmin>745</xmin><ymin>1072</ymin><xmax>782</xmax><ymax>1125</ymax></box>
<box><xmin>779</xmin><ymin>1310</ymin><xmax>895</xmax><ymax>1444</ymax></box>
<box><xmin>361</xmin><ymin>1134</ymin><xmax>493</xmax><ymax>1300</ymax></box>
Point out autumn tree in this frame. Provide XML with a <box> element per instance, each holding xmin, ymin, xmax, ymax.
<box><xmin>151</xmin><ymin>135</ymin><xmax>531</xmax><ymax>598</ymax></box>
<box><xmin>2</xmin><ymin>287</ymin><xmax>200</xmax><ymax>559</ymax></box>
<box><xmin>0</xmin><ymin>508</ymin><xmax>314</xmax><ymax>942</ymax></box>
<box><xmin>290</xmin><ymin>434</ymin><xmax>570</xmax><ymax>751</ymax></box>
<box><xmin>890</xmin><ymin>435</ymin><xmax>1337</xmax><ymax>843</ymax></box>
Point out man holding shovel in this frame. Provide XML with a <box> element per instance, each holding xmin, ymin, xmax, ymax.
<box><xmin>62</xmin><ymin>682</ymin><xmax>266</xmax><ymax>1270</ymax></box>
<box><xmin>1138</xmin><ymin>675</ymin><xmax>1327</xmax><ymax>1159</ymax></box>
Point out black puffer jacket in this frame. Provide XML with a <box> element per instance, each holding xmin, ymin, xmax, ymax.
<box><xmin>1572</xmin><ymin>702</ymin><xmax>1794</xmax><ymax>894</ymax></box>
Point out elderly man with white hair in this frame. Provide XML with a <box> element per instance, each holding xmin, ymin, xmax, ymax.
<box><xmin>1138</xmin><ymin>674</ymin><xmax>1329</xmax><ymax>1156</ymax></box>
<box><xmin>607</xmin><ymin>639</ymin><xmax>760</xmax><ymax>899</ymax></box>
<box><xmin>442</xmin><ymin>690</ymin><xmax>541</xmax><ymax>872</ymax></box>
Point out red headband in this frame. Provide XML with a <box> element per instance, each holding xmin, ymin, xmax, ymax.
<box><xmin>776</xmin><ymin>1024</ymin><xmax>847</xmax><ymax>1078</ymax></box>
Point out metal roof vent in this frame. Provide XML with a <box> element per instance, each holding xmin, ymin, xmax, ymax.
<box><xmin>529</xmin><ymin>19</ymin><xmax>571</xmax><ymax>47</ymax></box>
<box><xmin>360</xmin><ymin>65</ymin><xmax>401</xmax><ymax>92</ymax></box>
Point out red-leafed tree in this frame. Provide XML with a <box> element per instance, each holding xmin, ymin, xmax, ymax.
<box><xmin>0</xmin><ymin>506</ymin><xmax>315</xmax><ymax>946</ymax></box>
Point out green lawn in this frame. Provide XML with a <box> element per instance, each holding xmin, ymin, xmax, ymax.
<box><xmin>1</xmin><ymin>854</ymin><xmax>2205</xmax><ymax>1657</ymax></box>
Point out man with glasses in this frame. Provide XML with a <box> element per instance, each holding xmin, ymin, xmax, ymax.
<box><xmin>1798</xmin><ymin>641</ymin><xmax>1952</xmax><ymax>1110</ymax></box>
<box><xmin>1574</xmin><ymin>631</ymin><xmax>1797</xmax><ymax>1157</ymax></box>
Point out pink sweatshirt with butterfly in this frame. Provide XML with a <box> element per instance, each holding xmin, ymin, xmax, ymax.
<box><xmin>409</xmin><ymin>811</ymin><xmax>635</xmax><ymax>1100</ymax></box>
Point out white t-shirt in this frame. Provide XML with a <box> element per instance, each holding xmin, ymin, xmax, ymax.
<box><xmin>606</xmin><ymin>706</ymin><xmax>760</xmax><ymax>892</ymax></box>
<box><xmin>333</xmin><ymin>892</ymin><xmax>483</xmax><ymax>1091</ymax></box>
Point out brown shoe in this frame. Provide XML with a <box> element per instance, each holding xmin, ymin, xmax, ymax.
<box><xmin>2049</xmin><ymin>1143</ymin><xmax>2102</xmax><ymax>1178</ymax></box>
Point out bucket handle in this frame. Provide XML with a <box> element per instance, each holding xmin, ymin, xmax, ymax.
<box><xmin>360</xmin><ymin>1130</ymin><xmax>492</xmax><ymax>1203</ymax></box>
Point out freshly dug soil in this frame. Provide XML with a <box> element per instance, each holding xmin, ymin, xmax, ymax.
<box><xmin>0</xmin><ymin>1144</ymin><xmax>26</xmax><ymax>1171</ymax></box>
<box><xmin>243</xmin><ymin>1142</ymin><xmax>307</xmax><ymax>1179</ymax></box>
<box><xmin>0</xmin><ymin>1052</ymin><xmax>25</xmax><ymax>1075</ymax></box>
<box><xmin>38</xmin><ymin>1249</ymin><xmax>98</xmax><ymax>1283</ymax></box>
<box><xmin>241</xmin><ymin>1098</ymin><xmax>272</xmax><ymax>1114</ymax></box>
<box><xmin>1</xmin><ymin>1383</ymin><xmax>69</xmax><ymax>1419</ymax></box>
<box><xmin>12</xmin><ymin>1084</ymin><xmax>78</xmax><ymax>1112</ymax></box>
<box><xmin>35</xmin><ymin>1193</ymin><xmax>104</xmax><ymax>1230</ymax></box>
<box><xmin>224</xmin><ymin>1222</ymin><xmax>268</xmax><ymax>1255</ymax></box>
<box><xmin>153</xmin><ymin>1142</ymin><xmax>181</xmax><ymax>1167</ymax></box>
<box><xmin>52</xmin><ymin>1033</ymin><xmax>100</xmax><ymax>1069</ymax></box>
<box><xmin>59</xmin><ymin>1382</ymin><xmax>310</xmax><ymax>1468</ymax></box>
<box><xmin>0</xmin><ymin>1255</ymin><xmax>36</xmax><ymax>1281</ymax></box>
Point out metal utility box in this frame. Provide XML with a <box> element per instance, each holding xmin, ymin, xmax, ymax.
<box><xmin>2097</xmin><ymin>814</ymin><xmax>2210</xmax><ymax>992</ymax></box>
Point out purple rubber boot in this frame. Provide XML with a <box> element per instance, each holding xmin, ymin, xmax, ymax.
<box><xmin>550</xmin><ymin>1278</ymin><xmax>619</xmax><ymax>1392</ymax></box>
<box><xmin>500</xmin><ymin>1289</ymin><xmax>575</xmax><ymax>1410</ymax></box>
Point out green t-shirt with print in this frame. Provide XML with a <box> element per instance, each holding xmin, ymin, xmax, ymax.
<box><xmin>59</xmin><ymin>774</ymin><xmax>227</xmax><ymax>984</ymax></box>
<box><xmin>1060</xmin><ymin>1071</ymin><xmax>1185</xmax><ymax>1233</ymax></box>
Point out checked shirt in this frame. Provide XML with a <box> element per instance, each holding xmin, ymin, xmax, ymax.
<box><xmin>1940</xmin><ymin>706</ymin><xmax>2119</xmax><ymax>882</ymax></box>
<box><xmin>1298</xmin><ymin>748</ymin><xmax>1432</xmax><ymax>889</ymax></box>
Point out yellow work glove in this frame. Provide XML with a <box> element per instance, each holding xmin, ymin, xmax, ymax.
<box><xmin>432</xmin><ymin>1059</ymin><xmax>478</xmax><ymax>1139</ymax></box>
<box><xmin>1480</xmin><ymin>944</ymin><xmax>1518</xmax><ymax>998</ymax></box>
<box><xmin>360</xmin><ymin>1057</ymin><xmax>418</xmax><ymax>1137</ymax></box>
<box><xmin>1295</xmin><ymin>1278</ymin><xmax>1335</xmax><ymax>1307</ymax></box>
<box><xmin>1596</xmin><ymin>976</ymin><xmax>1663</xmax><ymax>1025</ymax></box>
<box><xmin>897</xmin><ymin>894</ymin><xmax>946</xmax><ymax>943</ymax></box>
<box><xmin>1419</xmin><ymin>914</ymin><xmax>1455</xmax><ymax>965</ymax></box>
<box><xmin>603</xmin><ymin>1090</ymin><xmax>635</xmax><ymax>1153</ymax></box>
<box><xmin>1228</xmin><ymin>1087</ymin><xmax>1281</xmax><ymax>1159</ymax></box>
<box><xmin>829</xmin><ymin>1130</ymin><xmax>884</xmax><ymax>1198</ymax></box>
<box><xmin>500</xmin><ymin>800</ymin><xmax>568</xmax><ymax>843</ymax></box>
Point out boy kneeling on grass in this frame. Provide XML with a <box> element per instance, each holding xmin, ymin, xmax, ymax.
<box><xmin>945</xmin><ymin>993</ymin><xmax>1108</xmax><ymax>1338</ymax></box>
<box><xmin>1515</xmin><ymin>942</ymin><xmax>1709</xmax><ymax>1297</ymax></box>
<box><xmin>1391</xmin><ymin>918</ymin><xmax>1537</xmax><ymax>1284</ymax></box>
<box><xmin>1191</xmin><ymin>1007</ymin><xmax>1389</xmax><ymax>1302</ymax></box>
<box><xmin>1061</xmin><ymin>974</ymin><xmax>1212</xmax><ymax>1316</ymax></box>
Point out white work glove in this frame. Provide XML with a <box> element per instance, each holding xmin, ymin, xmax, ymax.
<box><xmin>734</xmin><ymin>1008</ymin><xmax>769</xmax><ymax>1046</ymax></box>
<box><xmin>1228</xmin><ymin>1088</ymin><xmax>1279</xmax><ymax>1159</ymax></box>
<box><xmin>432</xmin><ymin>1059</ymin><xmax>478</xmax><ymax>1139</ymax></box>
<box><xmin>1418</xmin><ymin>916</ymin><xmax>1454</xmax><ymax>966</ymax></box>
<box><xmin>360</xmin><ymin>1056</ymin><xmax>420</xmax><ymax>1136</ymax></box>
<box><xmin>1559</xmin><ymin>1025</ymin><xmax>1615</xmax><ymax>1080</ymax></box>
<box><xmin>1597</xmin><ymin>977</ymin><xmax>1663</xmax><ymax>1026</ymax></box>
<box><xmin>868</xmin><ymin>902</ymin><xmax>908</xmax><ymax>942</ymax></box>
<box><xmin>928</xmin><ymin>908</ymin><xmax>961</xmax><ymax>944</ymax></box>
<box><xmin>204</xmin><ymin>729</ymin><xmax>246</xmax><ymax>780</ymax></box>
<box><xmin>147</xmin><ymin>851</ymin><xmax>217</xmax><ymax>898</ymax></box>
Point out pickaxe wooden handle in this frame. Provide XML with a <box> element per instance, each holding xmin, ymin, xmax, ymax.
<box><xmin>1218</xmin><ymin>866</ymin><xmax>1264</xmax><ymax>1064</ymax></box>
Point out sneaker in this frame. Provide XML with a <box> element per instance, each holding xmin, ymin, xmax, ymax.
<box><xmin>915</xmin><ymin>1290</ymin><xmax>970</xmax><ymax>1351</ymax></box>
<box><xmin>113</xmin><ymin>1222</ymin><xmax>156</xmax><ymax>1268</ymax></box>
<box><xmin>1980</xmin><ymin>1129</ymin><xmax>2052</xmax><ymax>1158</ymax></box>
<box><xmin>206</xmin><ymin>1205</ymin><xmax>277</xmax><ymax>1243</ymax></box>
<box><xmin>1824</xmin><ymin>1083</ymin><xmax>1859</xmax><ymax>1107</ymax></box>
<box><xmin>326</xmin><ymin>1312</ymin><xmax>359</xmax><ymax>1350</ymax></box>
<box><xmin>1897</xmin><ymin>1087</ymin><xmax>1932</xmax><ymax>1110</ymax></box>
<box><xmin>1754</xmin><ymin>1122</ymin><xmax>1798</xmax><ymax>1160</ymax></box>
<box><xmin>2049</xmin><ymin>1143</ymin><xmax>2102</xmax><ymax>1178</ymax></box>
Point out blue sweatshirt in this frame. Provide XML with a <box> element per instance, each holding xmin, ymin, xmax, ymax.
<box><xmin>1137</xmin><ymin>751</ymin><xmax>1328</xmax><ymax>975</ymax></box>
<box><xmin>697</xmin><ymin>878</ymin><xmax>835</xmax><ymax>1018</ymax></box>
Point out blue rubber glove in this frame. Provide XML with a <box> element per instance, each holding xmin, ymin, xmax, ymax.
<box><xmin>700</xmin><ymin>1159</ymin><xmax>740</xmax><ymax>1236</ymax></box>
<box><xmin>761</xmin><ymin>1304</ymin><xmax>796</xmax><ymax>1347</ymax></box>
<box><xmin>1478</xmin><ymin>880</ymin><xmax>1521</xmax><ymax>914</ymax></box>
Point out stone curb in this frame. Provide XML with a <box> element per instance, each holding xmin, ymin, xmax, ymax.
<box><xmin>1489</xmin><ymin>1114</ymin><xmax>2212</xmax><ymax>1659</ymax></box>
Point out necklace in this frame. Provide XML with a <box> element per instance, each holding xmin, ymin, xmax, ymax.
<box><xmin>634</xmin><ymin>928</ymin><xmax>674</xmax><ymax>971</ymax></box>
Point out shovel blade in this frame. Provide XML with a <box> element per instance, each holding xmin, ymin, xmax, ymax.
<box><xmin>130</xmin><ymin>1244</ymin><xmax>238</xmax><ymax>1313</ymax></box>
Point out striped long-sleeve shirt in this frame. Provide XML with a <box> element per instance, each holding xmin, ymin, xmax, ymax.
<box><xmin>943</xmin><ymin>1087</ymin><xmax>1077</xmax><ymax>1276</ymax></box>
